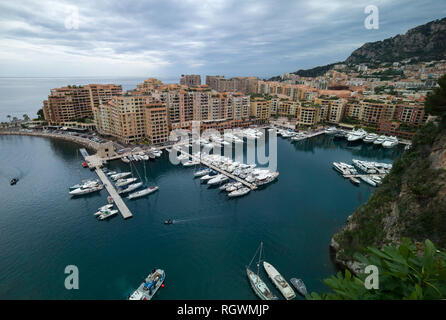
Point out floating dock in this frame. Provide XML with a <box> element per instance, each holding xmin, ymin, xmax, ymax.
<box><xmin>79</xmin><ymin>148</ymin><xmax>133</xmax><ymax>219</ymax></box>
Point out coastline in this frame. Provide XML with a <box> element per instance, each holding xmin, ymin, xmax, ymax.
<box><xmin>0</xmin><ymin>130</ymin><xmax>101</xmax><ymax>152</ymax></box>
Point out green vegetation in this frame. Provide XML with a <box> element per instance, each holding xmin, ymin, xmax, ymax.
<box><xmin>425</xmin><ymin>74</ymin><xmax>446</xmax><ymax>123</ymax></box>
<box><xmin>37</xmin><ymin>109</ymin><xmax>45</xmax><ymax>121</ymax></box>
<box><xmin>309</xmin><ymin>239</ymin><xmax>446</xmax><ymax>300</ymax></box>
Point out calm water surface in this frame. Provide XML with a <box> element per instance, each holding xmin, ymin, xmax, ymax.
<box><xmin>0</xmin><ymin>134</ymin><xmax>403</xmax><ymax>299</ymax></box>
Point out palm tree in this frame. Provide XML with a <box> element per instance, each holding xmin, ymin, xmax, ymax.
<box><xmin>7</xmin><ymin>115</ymin><xmax>11</xmax><ymax>123</ymax></box>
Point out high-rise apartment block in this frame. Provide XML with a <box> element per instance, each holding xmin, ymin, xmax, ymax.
<box><xmin>42</xmin><ymin>84</ymin><xmax>122</xmax><ymax>124</ymax></box>
<box><xmin>180</xmin><ymin>74</ymin><xmax>201</xmax><ymax>87</ymax></box>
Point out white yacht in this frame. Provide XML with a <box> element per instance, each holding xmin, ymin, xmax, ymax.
<box><xmin>194</xmin><ymin>168</ymin><xmax>211</xmax><ymax>177</ymax></box>
<box><xmin>207</xmin><ymin>174</ymin><xmax>229</xmax><ymax>185</ymax></box>
<box><xmin>117</xmin><ymin>182</ymin><xmax>143</xmax><ymax>194</ymax></box>
<box><xmin>97</xmin><ymin>209</ymin><xmax>118</xmax><ymax>220</ymax></box>
<box><xmin>69</xmin><ymin>179</ymin><xmax>99</xmax><ymax>191</ymax></box>
<box><xmin>325</xmin><ymin>127</ymin><xmax>338</xmax><ymax>135</ymax></box>
<box><xmin>226</xmin><ymin>182</ymin><xmax>242</xmax><ymax>192</ymax></box>
<box><xmin>110</xmin><ymin>172</ymin><xmax>132</xmax><ymax>181</ymax></box>
<box><xmin>69</xmin><ymin>184</ymin><xmax>103</xmax><ymax>196</ymax></box>
<box><xmin>382</xmin><ymin>136</ymin><xmax>399</xmax><ymax>148</ymax></box>
<box><xmin>183</xmin><ymin>160</ymin><xmax>200</xmax><ymax>167</ymax></box>
<box><xmin>228</xmin><ymin>187</ymin><xmax>250</xmax><ymax>197</ymax></box>
<box><xmin>360</xmin><ymin>176</ymin><xmax>377</xmax><ymax>187</ymax></box>
<box><xmin>263</xmin><ymin>261</ymin><xmax>296</xmax><ymax>300</ymax></box>
<box><xmin>128</xmin><ymin>186</ymin><xmax>159</xmax><ymax>199</ymax></box>
<box><xmin>246</xmin><ymin>243</ymin><xmax>278</xmax><ymax>300</ymax></box>
<box><xmin>363</xmin><ymin>133</ymin><xmax>378</xmax><ymax>143</ymax></box>
<box><xmin>115</xmin><ymin>177</ymin><xmax>138</xmax><ymax>187</ymax></box>
<box><xmin>347</xmin><ymin>129</ymin><xmax>367</xmax><ymax>142</ymax></box>
<box><xmin>373</xmin><ymin>135</ymin><xmax>387</xmax><ymax>145</ymax></box>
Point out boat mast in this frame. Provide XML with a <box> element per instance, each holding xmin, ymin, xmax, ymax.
<box><xmin>257</xmin><ymin>242</ymin><xmax>263</xmax><ymax>276</ymax></box>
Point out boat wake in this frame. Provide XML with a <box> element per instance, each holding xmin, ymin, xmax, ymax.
<box><xmin>170</xmin><ymin>214</ymin><xmax>222</xmax><ymax>224</ymax></box>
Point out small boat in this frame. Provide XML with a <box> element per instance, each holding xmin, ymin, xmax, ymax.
<box><xmin>228</xmin><ymin>187</ymin><xmax>250</xmax><ymax>197</ymax></box>
<box><xmin>98</xmin><ymin>210</ymin><xmax>118</xmax><ymax>220</ymax></box>
<box><xmin>373</xmin><ymin>135</ymin><xmax>387</xmax><ymax>145</ymax></box>
<box><xmin>94</xmin><ymin>208</ymin><xmax>116</xmax><ymax>216</ymax></box>
<box><xmin>69</xmin><ymin>179</ymin><xmax>99</xmax><ymax>191</ymax></box>
<box><xmin>263</xmin><ymin>261</ymin><xmax>296</xmax><ymax>300</ymax></box>
<box><xmin>290</xmin><ymin>278</ymin><xmax>307</xmax><ymax>296</ymax></box>
<box><xmin>82</xmin><ymin>161</ymin><xmax>88</xmax><ymax>168</ymax></box>
<box><xmin>360</xmin><ymin>176</ymin><xmax>377</xmax><ymax>187</ymax></box>
<box><xmin>194</xmin><ymin>168</ymin><xmax>211</xmax><ymax>177</ymax></box>
<box><xmin>207</xmin><ymin>174</ymin><xmax>229</xmax><ymax>185</ymax></box>
<box><xmin>110</xmin><ymin>172</ymin><xmax>132</xmax><ymax>181</ymax></box>
<box><xmin>98</xmin><ymin>204</ymin><xmax>113</xmax><ymax>211</ymax></box>
<box><xmin>200</xmin><ymin>171</ymin><xmax>218</xmax><ymax>181</ymax></box>
<box><xmin>121</xmin><ymin>157</ymin><xmax>130</xmax><ymax>164</ymax></box>
<box><xmin>10</xmin><ymin>178</ymin><xmax>18</xmax><ymax>185</ymax></box>
<box><xmin>349</xmin><ymin>177</ymin><xmax>360</xmax><ymax>185</ymax></box>
<box><xmin>183</xmin><ymin>160</ymin><xmax>200</xmax><ymax>167</ymax></box>
<box><xmin>128</xmin><ymin>186</ymin><xmax>159</xmax><ymax>199</ymax></box>
<box><xmin>226</xmin><ymin>182</ymin><xmax>242</xmax><ymax>192</ymax></box>
<box><xmin>69</xmin><ymin>184</ymin><xmax>103</xmax><ymax>196</ymax></box>
<box><xmin>220</xmin><ymin>182</ymin><xmax>234</xmax><ymax>191</ymax></box>
<box><xmin>363</xmin><ymin>133</ymin><xmax>378</xmax><ymax>143</ymax></box>
<box><xmin>106</xmin><ymin>171</ymin><xmax>117</xmax><ymax>176</ymax></box>
<box><xmin>117</xmin><ymin>182</ymin><xmax>143</xmax><ymax>194</ymax></box>
<box><xmin>382</xmin><ymin>136</ymin><xmax>399</xmax><ymax>148</ymax></box>
<box><xmin>325</xmin><ymin>127</ymin><xmax>338</xmax><ymax>135</ymax></box>
<box><xmin>115</xmin><ymin>177</ymin><xmax>138</xmax><ymax>187</ymax></box>
<box><xmin>128</xmin><ymin>269</ymin><xmax>165</xmax><ymax>300</ymax></box>
<box><xmin>164</xmin><ymin>219</ymin><xmax>174</xmax><ymax>225</ymax></box>
<box><xmin>347</xmin><ymin>129</ymin><xmax>367</xmax><ymax>142</ymax></box>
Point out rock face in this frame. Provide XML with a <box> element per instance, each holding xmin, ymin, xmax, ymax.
<box><xmin>331</xmin><ymin>123</ymin><xmax>446</xmax><ymax>272</ymax></box>
<box><xmin>346</xmin><ymin>17</ymin><xmax>446</xmax><ymax>64</ymax></box>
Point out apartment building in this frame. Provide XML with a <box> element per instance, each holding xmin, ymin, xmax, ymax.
<box><xmin>296</xmin><ymin>103</ymin><xmax>321</xmax><ymax>126</ymax></box>
<box><xmin>180</xmin><ymin>74</ymin><xmax>201</xmax><ymax>87</ymax></box>
<box><xmin>93</xmin><ymin>95</ymin><xmax>168</xmax><ymax>145</ymax></box>
<box><xmin>206</xmin><ymin>76</ymin><xmax>258</xmax><ymax>94</ymax></box>
<box><xmin>250</xmin><ymin>98</ymin><xmax>271</xmax><ymax>120</ymax></box>
<box><xmin>43</xmin><ymin>84</ymin><xmax>122</xmax><ymax>124</ymax></box>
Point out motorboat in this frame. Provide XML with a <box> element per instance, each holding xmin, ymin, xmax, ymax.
<box><xmin>94</xmin><ymin>208</ymin><xmax>117</xmax><ymax>217</ymax></box>
<box><xmin>183</xmin><ymin>160</ymin><xmax>200</xmax><ymax>167</ymax></box>
<box><xmin>263</xmin><ymin>261</ymin><xmax>296</xmax><ymax>300</ymax></box>
<box><xmin>98</xmin><ymin>210</ymin><xmax>118</xmax><ymax>220</ymax></box>
<box><xmin>363</xmin><ymin>133</ymin><xmax>378</xmax><ymax>143</ymax></box>
<box><xmin>200</xmin><ymin>171</ymin><xmax>218</xmax><ymax>182</ymax></box>
<box><xmin>110</xmin><ymin>172</ymin><xmax>132</xmax><ymax>181</ymax></box>
<box><xmin>228</xmin><ymin>187</ymin><xmax>250</xmax><ymax>197</ymax></box>
<box><xmin>106</xmin><ymin>171</ymin><xmax>117</xmax><ymax>176</ymax></box>
<box><xmin>226</xmin><ymin>182</ymin><xmax>242</xmax><ymax>192</ymax></box>
<box><xmin>121</xmin><ymin>156</ymin><xmax>130</xmax><ymax>163</ymax></box>
<box><xmin>360</xmin><ymin>176</ymin><xmax>377</xmax><ymax>187</ymax></box>
<box><xmin>194</xmin><ymin>168</ymin><xmax>211</xmax><ymax>177</ymax></box>
<box><xmin>117</xmin><ymin>182</ymin><xmax>143</xmax><ymax>194</ymax></box>
<box><xmin>219</xmin><ymin>182</ymin><xmax>234</xmax><ymax>191</ymax></box>
<box><xmin>128</xmin><ymin>186</ymin><xmax>159</xmax><ymax>199</ymax></box>
<box><xmin>207</xmin><ymin>174</ymin><xmax>229</xmax><ymax>185</ymax></box>
<box><xmin>128</xmin><ymin>269</ymin><xmax>165</xmax><ymax>300</ymax></box>
<box><xmin>115</xmin><ymin>177</ymin><xmax>138</xmax><ymax>187</ymax></box>
<box><xmin>246</xmin><ymin>243</ymin><xmax>278</xmax><ymax>300</ymax></box>
<box><xmin>347</xmin><ymin>129</ymin><xmax>367</xmax><ymax>142</ymax></box>
<box><xmin>382</xmin><ymin>136</ymin><xmax>399</xmax><ymax>148</ymax></box>
<box><xmin>10</xmin><ymin>178</ymin><xmax>18</xmax><ymax>185</ymax></box>
<box><xmin>333</xmin><ymin>130</ymin><xmax>347</xmax><ymax>139</ymax></box>
<box><xmin>69</xmin><ymin>179</ymin><xmax>99</xmax><ymax>191</ymax></box>
<box><xmin>373</xmin><ymin>135</ymin><xmax>387</xmax><ymax>145</ymax></box>
<box><xmin>164</xmin><ymin>219</ymin><xmax>174</xmax><ymax>225</ymax></box>
<box><xmin>290</xmin><ymin>278</ymin><xmax>307</xmax><ymax>296</ymax></box>
<box><xmin>98</xmin><ymin>204</ymin><xmax>113</xmax><ymax>212</ymax></box>
<box><xmin>349</xmin><ymin>177</ymin><xmax>360</xmax><ymax>185</ymax></box>
<box><xmin>325</xmin><ymin>127</ymin><xmax>338</xmax><ymax>135</ymax></box>
<box><xmin>255</xmin><ymin>172</ymin><xmax>279</xmax><ymax>186</ymax></box>
<box><xmin>69</xmin><ymin>184</ymin><xmax>103</xmax><ymax>196</ymax></box>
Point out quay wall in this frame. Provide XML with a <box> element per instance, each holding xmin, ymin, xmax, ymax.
<box><xmin>0</xmin><ymin>130</ymin><xmax>101</xmax><ymax>151</ymax></box>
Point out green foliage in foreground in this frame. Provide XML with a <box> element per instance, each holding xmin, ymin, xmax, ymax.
<box><xmin>308</xmin><ymin>239</ymin><xmax>446</xmax><ymax>300</ymax></box>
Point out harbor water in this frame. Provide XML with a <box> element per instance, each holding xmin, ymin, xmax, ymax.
<box><xmin>0</xmin><ymin>133</ymin><xmax>403</xmax><ymax>299</ymax></box>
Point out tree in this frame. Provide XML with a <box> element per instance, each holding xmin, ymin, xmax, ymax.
<box><xmin>308</xmin><ymin>239</ymin><xmax>446</xmax><ymax>300</ymax></box>
<box><xmin>23</xmin><ymin>114</ymin><xmax>30</xmax><ymax>121</ymax></box>
<box><xmin>7</xmin><ymin>115</ymin><xmax>11</xmax><ymax>122</ymax></box>
<box><xmin>37</xmin><ymin>109</ymin><xmax>45</xmax><ymax>121</ymax></box>
<box><xmin>425</xmin><ymin>74</ymin><xmax>446</xmax><ymax>121</ymax></box>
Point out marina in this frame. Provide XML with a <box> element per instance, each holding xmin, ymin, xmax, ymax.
<box><xmin>0</xmin><ymin>132</ymin><xmax>404</xmax><ymax>299</ymax></box>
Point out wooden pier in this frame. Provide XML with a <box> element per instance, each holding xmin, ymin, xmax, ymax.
<box><xmin>95</xmin><ymin>168</ymin><xmax>133</xmax><ymax>219</ymax></box>
<box><xmin>178</xmin><ymin>149</ymin><xmax>258</xmax><ymax>190</ymax></box>
<box><xmin>79</xmin><ymin>148</ymin><xmax>133</xmax><ymax>219</ymax></box>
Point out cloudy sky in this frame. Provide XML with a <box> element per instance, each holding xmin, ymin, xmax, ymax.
<box><xmin>0</xmin><ymin>0</ymin><xmax>445</xmax><ymax>80</ymax></box>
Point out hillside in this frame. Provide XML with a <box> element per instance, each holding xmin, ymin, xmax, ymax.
<box><xmin>331</xmin><ymin>121</ymin><xmax>446</xmax><ymax>272</ymax></box>
<box><xmin>346</xmin><ymin>17</ymin><xmax>446</xmax><ymax>64</ymax></box>
<box><xmin>269</xmin><ymin>17</ymin><xmax>446</xmax><ymax>80</ymax></box>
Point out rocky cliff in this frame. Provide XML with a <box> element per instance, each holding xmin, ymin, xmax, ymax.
<box><xmin>346</xmin><ymin>17</ymin><xmax>446</xmax><ymax>64</ymax></box>
<box><xmin>331</xmin><ymin>122</ymin><xmax>446</xmax><ymax>272</ymax></box>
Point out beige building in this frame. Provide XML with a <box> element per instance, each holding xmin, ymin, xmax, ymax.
<box><xmin>250</xmin><ymin>98</ymin><xmax>271</xmax><ymax>120</ymax></box>
<box><xmin>180</xmin><ymin>74</ymin><xmax>201</xmax><ymax>87</ymax></box>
